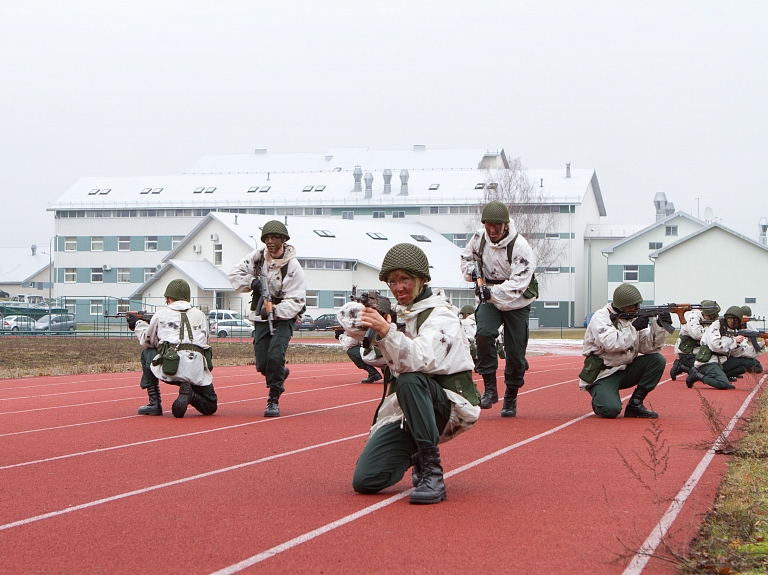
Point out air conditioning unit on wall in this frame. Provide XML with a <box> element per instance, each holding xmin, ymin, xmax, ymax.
<box><xmin>102</xmin><ymin>265</ymin><xmax>111</xmax><ymax>271</ymax></box>
<box><xmin>210</xmin><ymin>234</ymin><xmax>219</xmax><ymax>242</ymax></box>
<box><xmin>192</xmin><ymin>244</ymin><xmax>202</xmax><ymax>253</ymax></box>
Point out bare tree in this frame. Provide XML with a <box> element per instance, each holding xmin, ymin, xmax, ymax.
<box><xmin>466</xmin><ymin>158</ymin><xmax>564</xmax><ymax>287</ymax></box>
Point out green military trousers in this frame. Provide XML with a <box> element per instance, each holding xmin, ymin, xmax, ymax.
<box><xmin>140</xmin><ymin>347</ymin><xmax>218</xmax><ymax>415</ymax></box>
<box><xmin>678</xmin><ymin>353</ymin><xmax>695</xmax><ymax>370</ymax></box>
<box><xmin>253</xmin><ymin>319</ymin><xmax>294</xmax><ymax>394</ymax></box>
<box><xmin>352</xmin><ymin>373</ymin><xmax>451</xmax><ymax>494</ymax></box>
<box><xmin>723</xmin><ymin>356</ymin><xmax>763</xmax><ymax>377</ymax></box>
<box><xmin>587</xmin><ymin>353</ymin><xmax>666</xmax><ymax>418</ymax></box>
<box><xmin>475</xmin><ymin>302</ymin><xmax>530</xmax><ymax>389</ymax></box>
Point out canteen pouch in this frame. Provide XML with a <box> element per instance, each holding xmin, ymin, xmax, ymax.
<box><xmin>523</xmin><ymin>274</ymin><xmax>539</xmax><ymax>299</ymax></box>
<box><xmin>433</xmin><ymin>370</ymin><xmax>481</xmax><ymax>406</ymax></box>
<box><xmin>204</xmin><ymin>347</ymin><xmax>214</xmax><ymax>371</ymax></box>
<box><xmin>151</xmin><ymin>342</ymin><xmax>180</xmax><ymax>376</ymax></box>
<box><xmin>678</xmin><ymin>334</ymin><xmax>698</xmax><ymax>354</ymax></box>
<box><xmin>695</xmin><ymin>344</ymin><xmax>712</xmax><ymax>363</ymax></box>
<box><xmin>579</xmin><ymin>354</ymin><xmax>606</xmax><ymax>384</ymax></box>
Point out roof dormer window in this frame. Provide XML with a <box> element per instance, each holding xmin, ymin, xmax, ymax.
<box><xmin>475</xmin><ymin>183</ymin><xmax>485</xmax><ymax>189</ymax></box>
<box><xmin>205</xmin><ymin>187</ymin><xmax>216</xmax><ymax>193</ymax></box>
<box><xmin>193</xmin><ymin>187</ymin><xmax>205</xmax><ymax>193</ymax></box>
<box><xmin>410</xmin><ymin>234</ymin><xmax>431</xmax><ymax>242</ymax></box>
<box><xmin>429</xmin><ymin>184</ymin><xmax>440</xmax><ymax>190</ymax></box>
<box><xmin>314</xmin><ymin>230</ymin><xmax>335</xmax><ymax>238</ymax></box>
<box><xmin>247</xmin><ymin>186</ymin><xmax>259</xmax><ymax>193</ymax></box>
<box><xmin>141</xmin><ymin>188</ymin><xmax>152</xmax><ymax>194</ymax></box>
<box><xmin>99</xmin><ymin>189</ymin><xmax>111</xmax><ymax>195</ymax></box>
<box><xmin>367</xmin><ymin>232</ymin><xmax>387</xmax><ymax>240</ymax></box>
<box><xmin>151</xmin><ymin>188</ymin><xmax>163</xmax><ymax>194</ymax></box>
<box><xmin>315</xmin><ymin>185</ymin><xmax>326</xmax><ymax>192</ymax></box>
<box><xmin>89</xmin><ymin>189</ymin><xmax>99</xmax><ymax>195</ymax></box>
<box><xmin>260</xmin><ymin>186</ymin><xmax>271</xmax><ymax>192</ymax></box>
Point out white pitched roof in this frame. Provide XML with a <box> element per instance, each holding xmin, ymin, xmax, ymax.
<box><xmin>649</xmin><ymin>221</ymin><xmax>768</xmax><ymax>258</ymax></box>
<box><xmin>0</xmin><ymin>248</ymin><xmax>52</xmax><ymax>284</ymax></box>
<box><xmin>601</xmin><ymin>212</ymin><xmax>706</xmax><ymax>254</ymax></box>
<box><xmin>130</xmin><ymin>259</ymin><xmax>232</xmax><ymax>299</ymax></box>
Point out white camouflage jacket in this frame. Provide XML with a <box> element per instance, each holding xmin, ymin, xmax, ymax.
<box><xmin>696</xmin><ymin>320</ymin><xmax>738</xmax><ymax>367</ymax></box>
<box><xmin>459</xmin><ymin>223</ymin><xmax>537</xmax><ymax>311</ymax></box>
<box><xmin>134</xmin><ymin>301</ymin><xmax>213</xmax><ymax>386</ymax></box>
<box><xmin>579</xmin><ymin>303</ymin><xmax>668</xmax><ymax>389</ymax></box>
<box><xmin>228</xmin><ymin>245</ymin><xmax>307</xmax><ymax>323</ymax></box>
<box><xmin>673</xmin><ymin>309</ymin><xmax>707</xmax><ymax>356</ymax></box>
<box><xmin>460</xmin><ymin>314</ymin><xmax>477</xmax><ymax>342</ymax></box>
<box><xmin>731</xmin><ymin>321</ymin><xmax>765</xmax><ymax>359</ymax></box>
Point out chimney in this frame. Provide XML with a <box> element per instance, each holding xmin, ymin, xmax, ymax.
<box><xmin>413</xmin><ymin>144</ymin><xmax>426</xmax><ymax>151</ymax></box>
<box><xmin>255</xmin><ymin>148</ymin><xmax>267</xmax><ymax>154</ymax></box>
<box><xmin>234</xmin><ymin>215</ymin><xmax>238</xmax><ymax>225</ymax></box>
<box><xmin>665</xmin><ymin>202</ymin><xmax>676</xmax><ymax>217</ymax></box>
<box><xmin>566</xmin><ymin>162</ymin><xmax>571</xmax><ymax>178</ymax></box>
<box><xmin>352</xmin><ymin>166</ymin><xmax>363</xmax><ymax>193</ymax></box>
<box><xmin>540</xmin><ymin>178</ymin><xmax>544</xmax><ymax>188</ymax></box>
<box><xmin>364</xmin><ymin>171</ymin><xmax>373</xmax><ymax>198</ymax></box>
<box><xmin>399</xmin><ymin>169</ymin><xmax>409</xmax><ymax>195</ymax></box>
<box><xmin>653</xmin><ymin>192</ymin><xmax>668</xmax><ymax>222</ymax></box>
<box><xmin>760</xmin><ymin>217</ymin><xmax>768</xmax><ymax>246</ymax></box>
<box><xmin>31</xmin><ymin>244</ymin><xmax>37</xmax><ymax>256</ymax></box>
<box><xmin>382</xmin><ymin>169</ymin><xmax>392</xmax><ymax>194</ymax></box>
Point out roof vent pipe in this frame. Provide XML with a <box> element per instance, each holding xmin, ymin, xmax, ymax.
<box><xmin>540</xmin><ymin>178</ymin><xmax>544</xmax><ymax>187</ymax></box>
<box><xmin>234</xmin><ymin>215</ymin><xmax>238</xmax><ymax>225</ymax></box>
<box><xmin>31</xmin><ymin>244</ymin><xmax>37</xmax><ymax>256</ymax></box>
<box><xmin>566</xmin><ymin>162</ymin><xmax>571</xmax><ymax>178</ymax></box>
<box><xmin>255</xmin><ymin>148</ymin><xmax>267</xmax><ymax>154</ymax></box>
<box><xmin>352</xmin><ymin>166</ymin><xmax>363</xmax><ymax>193</ymax></box>
<box><xmin>413</xmin><ymin>144</ymin><xmax>426</xmax><ymax>151</ymax></box>
<box><xmin>665</xmin><ymin>202</ymin><xmax>676</xmax><ymax>217</ymax></box>
<box><xmin>364</xmin><ymin>171</ymin><xmax>373</xmax><ymax>198</ymax></box>
<box><xmin>382</xmin><ymin>169</ymin><xmax>392</xmax><ymax>194</ymax></box>
<box><xmin>759</xmin><ymin>217</ymin><xmax>768</xmax><ymax>246</ymax></box>
<box><xmin>399</xmin><ymin>169</ymin><xmax>409</xmax><ymax>196</ymax></box>
<box><xmin>653</xmin><ymin>192</ymin><xmax>668</xmax><ymax>222</ymax></box>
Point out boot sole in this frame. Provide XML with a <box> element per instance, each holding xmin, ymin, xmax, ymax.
<box><xmin>409</xmin><ymin>490</ymin><xmax>447</xmax><ymax>504</ymax></box>
<box><xmin>500</xmin><ymin>411</ymin><xmax>516</xmax><ymax>417</ymax></box>
<box><xmin>138</xmin><ymin>408</ymin><xmax>163</xmax><ymax>416</ymax></box>
<box><xmin>172</xmin><ymin>384</ymin><xmax>191</xmax><ymax>418</ymax></box>
<box><xmin>624</xmin><ymin>412</ymin><xmax>659</xmax><ymax>419</ymax></box>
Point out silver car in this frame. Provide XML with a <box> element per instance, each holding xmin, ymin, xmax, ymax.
<box><xmin>35</xmin><ymin>314</ymin><xmax>77</xmax><ymax>332</ymax></box>
<box><xmin>1</xmin><ymin>315</ymin><xmax>37</xmax><ymax>332</ymax></box>
<box><xmin>213</xmin><ymin>319</ymin><xmax>255</xmax><ymax>338</ymax></box>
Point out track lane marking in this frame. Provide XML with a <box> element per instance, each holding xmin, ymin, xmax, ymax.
<box><xmin>622</xmin><ymin>374</ymin><xmax>767</xmax><ymax>575</ymax></box>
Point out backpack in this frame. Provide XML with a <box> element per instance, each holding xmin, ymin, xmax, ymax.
<box><xmin>478</xmin><ymin>233</ymin><xmax>539</xmax><ymax>299</ymax></box>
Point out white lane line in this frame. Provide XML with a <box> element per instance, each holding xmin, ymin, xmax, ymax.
<box><xmin>0</xmin><ymin>433</ymin><xmax>368</xmax><ymax>532</ymax></box>
<box><xmin>622</xmin><ymin>374</ymin><xmax>767</xmax><ymax>575</ymax></box>
<box><xmin>0</xmin><ymin>415</ymin><xmax>140</xmax><ymax>437</ymax></box>
<box><xmin>0</xmin><ymin>398</ymin><xmax>378</xmax><ymax>471</ymax></box>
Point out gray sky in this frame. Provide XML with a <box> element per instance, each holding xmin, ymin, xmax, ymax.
<box><xmin>1</xmin><ymin>0</ymin><xmax>766</xmax><ymax>249</ymax></box>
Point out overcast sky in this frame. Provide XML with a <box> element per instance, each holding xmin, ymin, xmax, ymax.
<box><xmin>1</xmin><ymin>0</ymin><xmax>766</xmax><ymax>249</ymax></box>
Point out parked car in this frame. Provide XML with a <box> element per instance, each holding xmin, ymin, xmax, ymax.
<box><xmin>1</xmin><ymin>315</ymin><xmax>37</xmax><ymax>332</ymax></box>
<box><xmin>10</xmin><ymin>294</ymin><xmax>46</xmax><ymax>305</ymax></box>
<box><xmin>314</xmin><ymin>313</ymin><xmax>341</xmax><ymax>331</ymax></box>
<box><xmin>208</xmin><ymin>309</ymin><xmax>243</xmax><ymax>322</ymax></box>
<box><xmin>212</xmin><ymin>319</ymin><xmax>255</xmax><ymax>338</ymax></box>
<box><xmin>295</xmin><ymin>315</ymin><xmax>315</xmax><ymax>331</ymax></box>
<box><xmin>0</xmin><ymin>289</ymin><xmax>9</xmax><ymax>299</ymax></box>
<box><xmin>35</xmin><ymin>314</ymin><xmax>77</xmax><ymax>332</ymax></box>
<box><xmin>583</xmin><ymin>312</ymin><xmax>595</xmax><ymax>328</ymax></box>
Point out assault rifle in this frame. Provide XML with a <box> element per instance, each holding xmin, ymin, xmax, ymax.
<box><xmin>612</xmin><ymin>303</ymin><xmax>715</xmax><ymax>334</ymax></box>
<box><xmin>103</xmin><ymin>310</ymin><xmax>154</xmax><ymax>325</ymax></box>
<box><xmin>473</xmin><ymin>257</ymin><xmax>487</xmax><ymax>304</ymax></box>
<box><xmin>724</xmin><ymin>329</ymin><xmax>768</xmax><ymax>353</ymax></box>
<box><xmin>350</xmin><ymin>285</ymin><xmax>394</xmax><ymax>348</ymax></box>
<box><xmin>253</xmin><ymin>273</ymin><xmax>274</xmax><ymax>335</ymax></box>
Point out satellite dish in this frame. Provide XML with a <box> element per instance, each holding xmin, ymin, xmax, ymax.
<box><xmin>703</xmin><ymin>207</ymin><xmax>714</xmax><ymax>222</ymax></box>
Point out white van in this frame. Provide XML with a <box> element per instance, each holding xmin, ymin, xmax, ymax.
<box><xmin>208</xmin><ymin>310</ymin><xmax>243</xmax><ymax>322</ymax></box>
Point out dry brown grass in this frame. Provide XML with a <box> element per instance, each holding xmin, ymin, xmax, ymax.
<box><xmin>0</xmin><ymin>337</ymin><xmax>347</xmax><ymax>378</ymax></box>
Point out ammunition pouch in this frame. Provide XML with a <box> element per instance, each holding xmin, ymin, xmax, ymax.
<box><xmin>152</xmin><ymin>342</ymin><xmax>180</xmax><ymax>376</ymax></box>
<box><xmin>695</xmin><ymin>344</ymin><xmax>713</xmax><ymax>363</ymax></box>
<box><xmin>678</xmin><ymin>334</ymin><xmax>699</xmax><ymax>354</ymax></box>
<box><xmin>432</xmin><ymin>370</ymin><xmax>481</xmax><ymax>406</ymax></box>
<box><xmin>523</xmin><ymin>273</ymin><xmax>539</xmax><ymax>299</ymax></box>
<box><xmin>579</xmin><ymin>353</ymin><xmax>606</xmax><ymax>384</ymax></box>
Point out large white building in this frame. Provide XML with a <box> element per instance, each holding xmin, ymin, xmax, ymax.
<box><xmin>48</xmin><ymin>146</ymin><xmax>608</xmax><ymax>327</ymax></box>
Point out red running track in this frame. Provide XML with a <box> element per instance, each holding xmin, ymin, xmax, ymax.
<box><xmin>0</xmin><ymin>347</ymin><xmax>764</xmax><ymax>575</ymax></box>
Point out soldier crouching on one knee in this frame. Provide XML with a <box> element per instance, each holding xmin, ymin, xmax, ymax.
<box><xmin>579</xmin><ymin>283</ymin><xmax>669</xmax><ymax>419</ymax></box>
<box><xmin>132</xmin><ymin>279</ymin><xmax>218</xmax><ymax>418</ymax></box>
<box><xmin>351</xmin><ymin>243</ymin><xmax>481</xmax><ymax>505</ymax></box>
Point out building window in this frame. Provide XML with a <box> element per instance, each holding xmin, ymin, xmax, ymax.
<box><xmin>214</xmin><ymin>244</ymin><xmax>223</xmax><ymax>266</ymax></box>
<box><xmin>452</xmin><ymin>233</ymin><xmax>470</xmax><ymax>248</ymax></box>
<box><xmin>260</xmin><ymin>186</ymin><xmax>271</xmax><ymax>192</ymax></box>
<box><xmin>117</xmin><ymin>268</ymin><xmax>130</xmax><ymax>283</ymax></box>
<box><xmin>194</xmin><ymin>187</ymin><xmax>205</xmax><ymax>193</ymax></box>
<box><xmin>247</xmin><ymin>186</ymin><xmax>258</xmax><ymax>193</ymax></box>
<box><xmin>144</xmin><ymin>268</ymin><xmax>156</xmax><ymax>282</ymax></box>
<box><xmin>118</xmin><ymin>236</ymin><xmax>131</xmax><ymax>251</ymax></box>
<box><xmin>117</xmin><ymin>300</ymin><xmax>130</xmax><ymax>313</ymax></box>
<box><xmin>623</xmin><ymin>265</ymin><xmax>639</xmax><ymax>282</ymax></box>
<box><xmin>429</xmin><ymin>184</ymin><xmax>440</xmax><ymax>190</ymax></box>
<box><xmin>141</xmin><ymin>188</ymin><xmax>152</xmax><ymax>194</ymax></box>
<box><xmin>333</xmin><ymin>291</ymin><xmax>345</xmax><ymax>307</ymax></box>
<box><xmin>315</xmin><ymin>185</ymin><xmax>326</xmax><ymax>192</ymax></box>
<box><xmin>665</xmin><ymin>225</ymin><xmax>678</xmax><ymax>236</ymax></box>
<box><xmin>342</xmin><ymin>211</ymin><xmax>354</xmax><ymax>220</ymax></box>
<box><xmin>313</xmin><ymin>230</ymin><xmax>335</xmax><ymax>238</ymax></box>
<box><xmin>90</xmin><ymin>300</ymin><xmax>104</xmax><ymax>315</ymax></box>
<box><xmin>172</xmin><ymin>236</ymin><xmax>184</xmax><ymax>249</ymax></box>
<box><xmin>372</xmin><ymin>211</ymin><xmax>385</xmax><ymax>219</ymax></box>
<box><xmin>367</xmin><ymin>232</ymin><xmax>387</xmax><ymax>240</ymax></box>
<box><xmin>545</xmin><ymin>233</ymin><xmax>560</xmax><ymax>239</ymax></box>
<box><xmin>649</xmin><ymin>242</ymin><xmax>663</xmax><ymax>250</ymax></box>
<box><xmin>411</xmin><ymin>235</ymin><xmax>431</xmax><ymax>242</ymax></box>
<box><xmin>65</xmin><ymin>237</ymin><xmax>77</xmax><ymax>252</ymax></box>
<box><xmin>303</xmin><ymin>186</ymin><xmax>313</xmax><ymax>192</ymax></box>
<box><xmin>392</xmin><ymin>211</ymin><xmax>405</xmax><ymax>218</ymax></box>
<box><xmin>474</xmin><ymin>183</ymin><xmax>485</xmax><ymax>190</ymax></box>
<box><xmin>745</xmin><ymin>297</ymin><xmax>757</xmax><ymax>304</ymax></box>
<box><xmin>64</xmin><ymin>300</ymin><xmax>77</xmax><ymax>314</ymax></box>
<box><xmin>306</xmin><ymin>290</ymin><xmax>318</xmax><ymax>307</ymax></box>
<box><xmin>543</xmin><ymin>302</ymin><xmax>560</xmax><ymax>308</ymax></box>
<box><xmin>544</xmin><ymin>267</ymin><xmax>560</xmax><ymax>274</ymax></box>
<box><xmin>145</xmin><ymin>236</ymin><xmax>158</xmax><ymax>251</ymax></box>
<box><xmin>64</xmin><ymin>268</ymin><xmax>76</xmax><ymax>283</ymax></box>
<box><xmin>91</xmin><ymin>268</ymin><xmax>103</xmax><ymax>283</ymax></box>
<box><xmin>91</xmin><ymin>236</ymin><xmax>104</xmax><ymax>251</ymax></box>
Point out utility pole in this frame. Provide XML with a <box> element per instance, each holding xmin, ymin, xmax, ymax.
<box><xmin>695</xmin><ymin>197</ymin><xmax>700</xmax><ymax>220</ymax></box>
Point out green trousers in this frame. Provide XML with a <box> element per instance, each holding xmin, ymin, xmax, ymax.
<box><xmin>697</xmin><ymin>363</ymin><xmax>732</xmax><ymax>389</ymax></box>
<box><xmin>352</xmin><ymin>372</ymin><xmax>451</xmax><ymax>494</ymax></box>
<box><xmin>587</xmin><ymin>353</ymin><xmax>666</xmax><ymax>418</ymax></box>
<box><xmin>139</xmin><ymin>347</ymin><xmax>218</xmax><ymax>415</ymax></box>
<box><xmin>253</xmin><ymin>319</ymin><xmax>294</xmax><ymax>394</ymax></box>
<box><xmin>723</xmin><ymin>356</ymin><xmax>763</xmax><ymax>377</ymax></box>
<box><xmin>475</xmin><ymin>302</ymin><xmax>530</xmax><ymax>388</ymax></box>
<box><xmin>678</xmin><ymin>353</ymin><xmax>695</xmax><ymax>370</ymax></box>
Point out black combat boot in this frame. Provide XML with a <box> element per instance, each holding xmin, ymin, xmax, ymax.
<box><xmin>685</xmin><ymin>366</ymin><xmax>705</xmax><ymax>389</ymax></box>
<box><xmin>361</xmin><ymin>366</ymin><xmax>382</xmax><ymax>384</ymax></box>
<box><xmin>172</xmin><ymin>382</ymin><xmax>196</xmax><ymax>418</ymax></box>
<box><xmin>500</xmin><ymin>385</ymin><xmax>518</xmax><ymax>418</ymax></box>
<box><xmin>138</xmin><ymin>383</ymin><xmax>162</xmax><ymax>416</ymax></box>
<box><xmin>480</xmin><ymin>373</ymin><xmax>498</xmax><ymax>409</ymax></box>
<box><xmin>264</xmin><ymin>387</ymin><xmax>281</xmax><ymax>417</ymax></box>
<box><xmin>410</xmin><ymin>452</ymin><xmax>421</xmax><ymax>488</ymax></box>
<box><xmin>409</xmin><ymin>445</ymin><xmax>447</xmax><ymax>504</ymax></box>
<box><xmin>669</xmin><ymin>359</ymin><xmax>688</xmax><ymax>381</ymax></box>
<box><xmin>624</xmin><ymin>387</ymin><xmax>658</xmax><ymax>418</ymax></box>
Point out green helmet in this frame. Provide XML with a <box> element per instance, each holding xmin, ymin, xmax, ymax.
<box><xmin>700</xmin><ymin>300</ymin><xmax>720</xmax><ymax>316</ymax></box>
<box><xmin>164</xmin><ymin>279</ymin><xmax>191</xmax><ymax>302</ymax></box>
<box><xmin>741</xmin><ymin>305</ymin><xmax>752</xmax><ymax>317</ymax></box>
<box><xmin>612</xmin><ymin>283</ymin><xmax>643</xmax><ymax>311</ymax></box>
<box><xmin>459</xmin><ymin>305</ymin><xmax>474</xmax><ymax>315</ymax></box>
<box><xmin>260</xmin><ymin>220</ymin><xmax>290</xmax><ymax>242</ymax></box>
<box><xmin>378</xmin><ymin>243</ymin><xmax>431</xmax><ymax>282</ymax></box>
<box><xmin>724</xmin><ymin>306</ymin><xmax>743</xmax><ymax>320</ymax></box>
<box><xmin>481</xmin><ymin>200</ymin><xmax>510</xmax><ymax>224</ymax></box>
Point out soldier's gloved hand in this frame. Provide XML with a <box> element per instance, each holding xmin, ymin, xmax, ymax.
<box><xmin>471</xmin><ymin>269</ymin><xmax>478</xmax><ymax>282</ymax></box>
<box><xmin>475</xmin><ymin>284</ymin><xmax>492</xmax><ymax>301</ymax></box>
<box><xmin>126</xmin><ymin>314</ymin><xmax>139</xmax><ymax>332</ymax></box>
<box><xmin>333</xmin><ymin>327</ymin><xmax>343</xmax><ymax>340</ymax></box>
<box><xmin>631</xmin><ymin>315</ymin><xmax>649</xmax><ymax>331</ymax></box>
<box><xmin>250</xmin><ymin>278</ymin><xmax>262</xmax><ymax>297</ymax></box>
<box><xmin>657</xmin><ymin>311</ymin><xmax>673</xmax><ymax>328</ymax></box>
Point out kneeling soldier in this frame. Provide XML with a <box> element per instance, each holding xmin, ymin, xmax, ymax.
<box><xmin>686</xmin><ymin>306</ymin><xmax>746</xmax><ymax>389</ymax></box>
<box><xmin>579</xmin><ymin>283</ymin><xmax>669</xmax><ymax>418</ymax></box>
<box><xmin>670</xmin><ymin>300</ymin><xmax>719</xmax><ymax>384</ymax></box>
<box><xmin>132</xmin><ymin>279</ymin><xmax>218</xmax><ymax>418</ymax></box>
<box><xmin>352</xmin><ymin>244</ymin><xmax>481</xmax><ymax>504</ymax></box>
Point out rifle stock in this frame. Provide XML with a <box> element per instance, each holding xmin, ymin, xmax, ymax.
<box><xmin>350</xmin><ymin>286</ymin><xmax>393</xmax><ymax>348</ymax></box>
<box><xmin>103</xmin><ymin>310</ymin><xmax>154</xmax><ymax>323</ymax></box>
<box><xmin>615</xmin><ymin>303</ymin><xmax>715</xmax><ymax>334</ymax></box>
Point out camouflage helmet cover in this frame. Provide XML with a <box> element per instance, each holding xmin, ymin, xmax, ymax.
<box><xmin>481</xmin><ymin>200</ymin><xmax>510</xmax><ymax>224</ymax></box>
<box><xmin>164</xmin><ymin>279</ymin><xmax>191</xmax><ymax>302</ymax></box>
<box><xmin>378</xmin><ymin>243</ymin><xmax>431</xmax><ymax>282</ymax></box>
<box><xmin>612</xmin><ymin>283</ymin><xmax>643</xmax><ymax>311</ymax></box>
<box><xmin>260</xmin><ymin>220</ymin><xmax>290</xmax><ymax>242</ymax></box>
